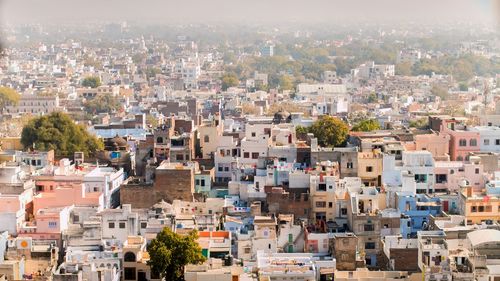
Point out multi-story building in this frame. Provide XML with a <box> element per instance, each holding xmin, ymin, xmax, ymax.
<box><xmin>4</xmin><ymin>94</ymin><xmax>61</xmax><ymax>116</ymax></box>
<box><xmin>417</xmin><ymin>231</ymin><xmax>451</xmax><ymax>281</ymax></box>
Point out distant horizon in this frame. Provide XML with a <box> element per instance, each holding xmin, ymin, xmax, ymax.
<box><xmin>1</xmin><ymin>0</ymin><xmax>497</xmax><ymax>27</ymax></box>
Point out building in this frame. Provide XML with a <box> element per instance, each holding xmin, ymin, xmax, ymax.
<box><xmin>120</xmin><ymin>161</ymin><xmax>196</xmax><ymax>208</ymax></box>
<box><xmin>4</xmin><ymin>94</ymin><xmax>61</xmax><ymax>116</ymax></box>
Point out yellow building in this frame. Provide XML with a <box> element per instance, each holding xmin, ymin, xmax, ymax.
<box><xmin>122</xmin><ymin>236</ymin><xmax>161</xmax><ymax>281</ymax></box>
<box><xmin>459</xmin><ymin>186</ymin><xmax>500</xmax><ymax>225</ymax></box>
<box><xmin>357</xmin><ymin>150</ymin><xmax>383</xmax><ymax>187</ymax></box>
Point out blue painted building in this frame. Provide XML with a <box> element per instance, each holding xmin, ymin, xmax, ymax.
<box><xmin>397</xmin><ymin>193</ymin><xmax>441</xmax><ymax>237</ymax></box>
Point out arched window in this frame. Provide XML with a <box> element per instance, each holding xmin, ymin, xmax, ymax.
<box><xmin>469</xmin><ymin>139</ymin><xmax>477</xmax><ymax>146</ymax></box>
<box><xmin>156</xmin><ymin>137</ymin><xmax>163</xmax><ymax>144</ymax></box>
<box><xmin>459</xmin><ymin>139</ymin><xmax>467</xmax><ymax>147</ymax></box>
<box><xmin>204</xmin><ymin>135</ymin><xmax>209</xmax><ymax>143</ymax></box>
<box><xmin>124</xmin><ymin>252</ymin><xmax>136</xmax><ymax>262</ymax></box>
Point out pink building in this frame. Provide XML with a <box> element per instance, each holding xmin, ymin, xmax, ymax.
<box><xmin>18</xmin><ymin>206</ymin><xmax>72</xmax><ymax>244</ymax></box>
<box><xmin>0</xmin><ymin>187</ymin><xmax>33</xmax><ymax>235</ymax></box>
<box><xmin>33</xmin><ymin>183</ymin><xmax>104</xmax><ymax>214</ymax></box>
<box><xmin>447</xmin><ymin>130</ymin><xmax>480</xmax><ymax>161</ymax></box>
<box><xmin>434</xmin><ymin>161</ymin><xmax>484</xmax><ymax>193</ymax></box>
<box><xmin>414</xmin><ymin>133</ymin><xmax>450</xmax><ymax>160</ymax></box>
<box><xmin>429</xmin><ymin>116</ymin><xmax>480</xmax><ymax>161</ymax></box>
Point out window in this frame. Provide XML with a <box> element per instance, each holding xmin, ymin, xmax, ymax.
<box><xmin>435</xmin><ymin>174</ymin><xmax>447</xmax><ymax>184</ymax></box>
<box><xmin>141</xmin><ymin>222</ymin><xmax>147</xmax><ymax>229</ymax></box>
<box><xmin>478</xmin><ymin>206</ymin><xmax>484</xmax><ymax>212</ymax></box>
<box><xmin>328</xmin><ymin>202</ymin><xmax>333</xmax><ymax>208</ymax></box>
<box><xmin>366</xmin><ymin>166</ymin><xmax>373</xmax><ymax>172</ymax></box>
<box><xmin>119</xmin><ymin>222</ymin><xmax>126</xmax><ymax>229</ymax></box>
<box><xmin>347</xmin><ymin>162</ymin><xmax>353</xmax><ymax>169</ymax></box>
<box><xmin>176</xmin><ymin>154</ymin><xmax>184</xmax><ymax>161</ymax></box>
<box><xmin>252</xmin><ymin>152</ymin><xmax>259</xmax><ymax>159</ymax></box>
<box><xmin>471</xmin><ymin>206</ymin><xmax>477</xmax><ymax>212</ymax></box>
<box><xmin>196</xmin><ymin>179</ymin><xmax>200</xmax><ymax>185</ymax></box>
<box><xmin>475</xmin><ymin>168</ymin><xmax>480</xmax><ymax>174</ymax></box>
<box><xmin>218</xmin><ymin>166</ymin><xmax>223</xmax><ymax>172</ymax></box>
<box><xmin>496</xmin><ymin>139</ymin><xmax>500</xmax><ymax>145</ymax></box>
<box><xmin>109</xmin><ymin>222</ymin><xmax>115</xmax><ymax>229</ymax></box>
<box><xmin>316</xmin><ymin>202</ymin><xmax>326</xmax><ymax>208</ymax></box>
<box><xmin>251</xmin><ymin>132</ymin><xmax>256</xmax><ymax>137</ymax></box>
<box><xmin>200</xmin><ymin>179</ymin><xmax>205</xmax><ymax>186</ymax></box>
<box><xmin>365</xmin><ymin>242</ymin><xmax>376</xmax><ymax>249</ymax></box>
<box><xmin>341</xmin><ymin>208</ymin><xmax>347</xmax><ymax>216</ymax></box>
<box><xmin>244</xmin><ymin>152</ymin><xmax>250</xmax><ymax>158</ymax></box>
<box><xmin>224</xmin><ymin>167</ymin><xmax>229</xmax><ymax>172</ymax></box>
<box><xmin>415</xmin><ymin>174</ymin><xmax>428</xmax><ymax>183</ymax></box>
<box><xmin>484</xmin><ymin>139</ymin><xmax>490</xmax><ymax>145</ymax></box>
<box><xmin>48</xmin><ymin>221</ymin><xmax>57</xmax><ymax>228</ymax></box>
<box><xmin>156</xmin><ymin>137</ymin><xmax>163</xmax><ymax>144</ymax></box>
<box><xmin>124</xmin><ymin>252</ymin><xmax>136</xmax><ymax>262</ymax></box>
<box><xmin>469</xmin><ymin>139</ymin><xmax>477</xmax><ymax>146</ymax></box>
<box><xmin>364</xmin><ymin>224</ymin><xmax>375</xmax><ymax>231</ymax></box>
<box><xmin>204</xmin><ymin>135</ymin><xmax>209</xmax><ymax>142</ymax></box>
<box><xmin>459</xmin><ymin>139</ymin><xmax>467</xmax><ymax>147</ymax></box>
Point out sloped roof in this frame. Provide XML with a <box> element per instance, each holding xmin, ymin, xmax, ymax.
<box><xmin>467</xmin><ymin>229</ymin><xmax>500</xmax><ymax>247</ymax></box>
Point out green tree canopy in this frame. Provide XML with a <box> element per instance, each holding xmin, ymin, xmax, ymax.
<box><xmin>221</xmin><ymin>73</ymin><xmax>239</xmax><ymax>91</ymax></box>
<box><xmin>309</xmin><ymin>116</ymin><xmax>349</xmax><ymax>147</ymax></box>
<box><xmin>459</xmin><ymin>82</ymin><xmax>469</xmax><ymax>91</ymax></box>
<box><xmin>408</xmin><ymin>118</ymin><xmax>429</xmax><ymax>129</ymax></box>
<box><xmin>367</xmin><ymin>93</ymin><xmax>378</xmax><ymax>103</ymax></box>
<box><xmin>147</xmin><ymin>228</ymin><xmax>206</xmax><ymax>281</ymax></box>
<box><xmin>82</xmin><ymin>76</ymin><xmax>102</xmax><ymax>88</ymax></box>
<box><xmin>21</xmin><ymin>112</ymin><xmax>103</xmax><ymax>157</ymax></box>
<box><xmin>84</xmin><ymin>94</ymin><xmax>122</xmax><ymax>114</ymax></box>
<box><xmin>351</xmin><ymin>119</ymin><xmax>381</xmax><ymax>132</ymax></box>
<box><xmin>0</xmin><ymin>87</ymin><xmax>20</xmax><ymax>108</ymax></box>
<box><xmin>430</xmin><ymin>85</ymin><xmax>449</xmax><ymax>100</ymax></box>
<box><xmin>395</xmin><ymin>62</ymin><xmax>412</xmax><ymax>76</ymax></box>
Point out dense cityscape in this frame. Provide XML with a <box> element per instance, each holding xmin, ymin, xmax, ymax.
<box><xmin>0</xmin><ymin>1</ymin><xmax>499</xmax><ymax>281</ymax></box>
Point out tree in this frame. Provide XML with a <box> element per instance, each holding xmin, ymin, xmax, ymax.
<box><xmin>351</xmin><ymin>119</ymin><xmax>380</xmax><ymax>132</ymax></box>
<box><xmin>431</xmin><ymin>85</ymin><xmax>449</xmax><ymax>100</ymax></box>
<box><xmin>266</xmin><ymin>102</ymin><xmax>308</xmax><ymax>116</ymax></box>
<box><xmin>241</xmin><ymin>103</ymin><xmax>260</xmax><ymax>115</ymax></box>
<box><xmin>82</xmin><ymin>76</ymin><xmax>102</xmax><ymax>88</ymax></box>
<box><xmin>146</xmin><ymin>114</ymin><xmax>159</xmax><ymax>128</ymax></box>
<box><xmin>395</xmin><ymin>62</ymin><xmax>412</xmax><ymax>76</ymax></box>
<box><xmin>221</xmin><ymin>73</ymin><xmax>239</xmax><ymax>91</ymax></box>
<box><xmin>296</xmin><ymin>125</ymin><xmax>309</xmax><ymax>135</ymax></box>
<box><xmin>21</xmin><ymin>112</ymin><xmax>103</xmax><ymax>157</ymax></box>
<box><xmin>0</xmin><ymin>87</ymin><xmax>20</xmax><ymax>109</ymax></box>
<box><xmin>408</xmin><ymin>118</ymin><xmax>429</xmax><ymax>129</ymax></box>
<box><xmin>367</xmin><ymin>93</ymin><xmax>378</xmax><ymax>103</ymax></box>
<box><xmin>459</xmin><ymin>82</ymin><xmax>469</xmax><ymax>91</ymax></box>
<box><xmin>83</xmin><ymin>94</ymin><xmax>122</xmax><ymax>114</ymax></box>
<box><xmin>279</xmin><ymin>75</ymin><xmax>294</xmax><ymax>91</ymax></box>
<box><xmin>309</xmin><ymin>116</ymin><xmax>349</xmax><ymax>147</ymax></box>
<box><xmin>147</xmin><ymin>228</ymin><xmax>206</xmax><ymax>281</ymax></box>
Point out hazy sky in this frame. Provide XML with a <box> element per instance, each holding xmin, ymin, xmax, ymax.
<box><xmin>0</xmin><ymin>0</ymin><xmax>497</xmax><ymax>26</ymax></box>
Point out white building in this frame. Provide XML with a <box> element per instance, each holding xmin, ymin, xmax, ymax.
<box><xmin>352</xmin><ymin>61</ymin><xmax>395</xmax><ymax>79</ymax></box>
<box><xmin>99</xmin><ymin>204</ymin><xmax>148</xmax><ymax>242</ymax></box>
<box><xmin>256</xmin><ymin>251</ymin><xmax>334</xmax><ymax>281</ymax></box>
<box><xmin>397</xmin><ymin>49</ymin><xmax>422</xmax><ymax>65</ymax></box>
<box><xmin>83</xmin><ymin>167</ymin><xmax>125</xmax><ymax>209</ymax></box>
<box><xmin>470</xmin><ymin>126</ymin><xmax>500</xmax><ymax>153</ymax></box>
